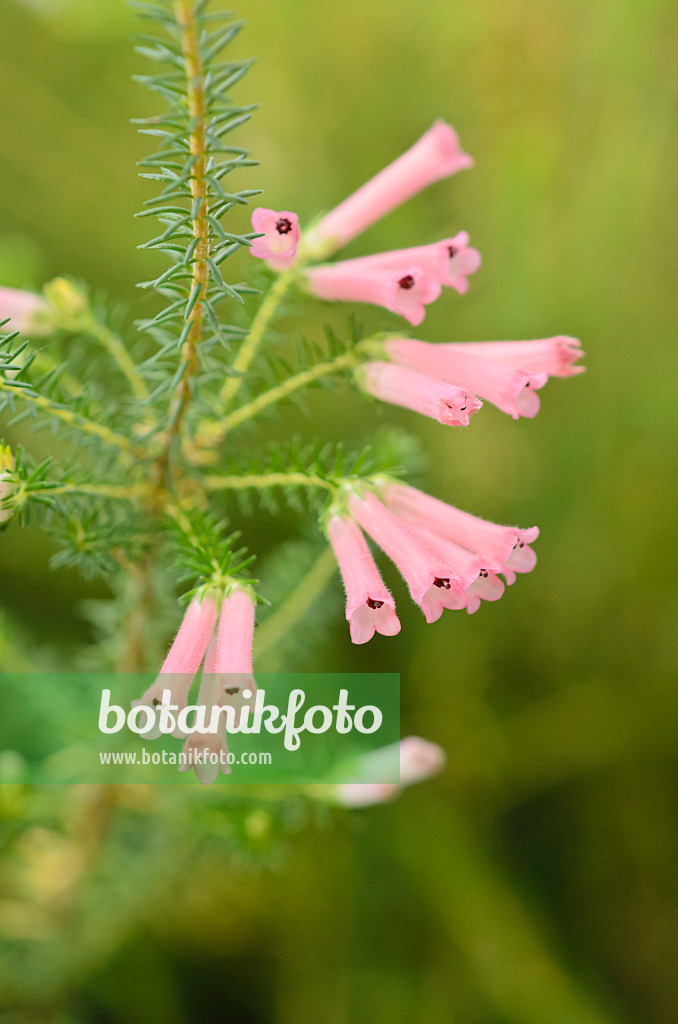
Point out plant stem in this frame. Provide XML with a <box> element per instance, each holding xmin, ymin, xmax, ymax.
<box><xmin>254</xmin><ymin>546</ymin><xmax>337</xmax><ymax>662</ymax></box>
<box><xmin>203</xmin><ymin>471</ymin><xmax>335</xmax><ymax>493</ymax></box>
<box><xmin>86</xmin><ymin>319</ymin><xmax>149</xmax><ymax>402</ymax></box>
<box><xmin>196</xmin><ymin>348</ymin><xmax>358</xmax><ymax>448</ymax></box>
<box><xmin>217</xmin><ymin>264</ymin><xmax>299</xmax><ymax>408</ymax></box>
<box><xmin>159</xmin><ymin>0</ymin><xmax>210</xmax><ymax>474</ymax></box>
<box><xmin>0</xmin><ymin>379</ymin><xmax>147</xmax><ymax>459</ymax></box>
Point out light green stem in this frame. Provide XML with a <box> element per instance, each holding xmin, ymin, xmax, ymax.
<box><xmin>254</xmin><ymin>546</ymin><xmax>337</xmax><ymax>662</ymax></box>
<box><xmin>86</xmin><ymin>319</ymin><xmax>149</xmax><ymax>401</ymax></box>
<box><xmin>218</xmin><ymin>265</ymin><xmax>301</xmax><ymax>408</ymax></box>
<box><xmin>204</xmin><ymin>471</ymin><xmax>334</xmax><ymax>492</ymax></box>
<box><xmin>0</xmin><ymin>378</ymin><xmax>147</xmax><ymax>459</ymax></box>
<box><xmin>198</xmin><ymin>349</ymin><xmax>358</xmax><ymax>446</ymax></box>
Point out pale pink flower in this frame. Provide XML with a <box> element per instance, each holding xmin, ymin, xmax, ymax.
<box><xmin>384</xmin><ymin>482</ymin><xmax>538</xmax><ymax>585</ymax></box>
<box><xmin>403</xmin><ymin>521</ymin><xmax>506</xmax><ymax>614</ymax></box>
<box><xmin>348</xmin><ymin>491</ymin><xmax>467</xmax><ymax>622</ymax></box>
<box><xmin>306</xmin><ymin>263</ymin><xmax>441</xmax><ymax>326</ymax></box>
<box><xmin>178</xmin><ymin>587</ymin><xmax>257</xmax><ymax>785</ymax></box>
<box><xmin>385</xmin><ymin>338</ymin><xmax>550</xmax><ymax>419</ymax></box>
<box><xmin>330</xmin><ymin>231</ymin><xmax>481</xmax><ymax>294</ymax></box>
<box><xmin>442</xmin><ymin>336</ymin><xmax>585</xmax><ymax>378</ymax></box>
<box><xmin>0</xmin><ymin>286</ymin><xmax>46</xmax><ymax>333</ymax></box>
<box><xmin>335</xmin><ymin>737</ymin><xmax>446</xmax><ymax>807</ymax></box>
<box><xmin>250</xmin><ymin>208</ymin><xmax>300</xmax><ymax>268</ymax></box>
<box><xmin>327</xmin><ymin>515</ymin><xmax>401</xmax><ymax>644</ymax></box>
<box><xmin>308</xmin><ymin>121</ymin><xmax>473</xmax><ymax>254</ymax></box>
<box><xmin>358</xmin><ymin>361</ymin><xmax>482</xmax><ymax>427</ymax></box>
<box><xmin>131</xmin><ymin>593</ymin><xmax>218</xmax><ymax>739</ymax></box>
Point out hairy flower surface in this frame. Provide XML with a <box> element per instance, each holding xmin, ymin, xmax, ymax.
<box><xmin>331</xmin><ymin>232</ymin><xmax>481</xmax><ymax>293</ymax></box>
<box><xmin>385</xmin><ymin>339</ymin><xmax>550</xmax><ymax>419</ymax></box>
<box><xmin>178</xmin><ymin>588</ymin><xmax>256</xmax><ymax>785</ymax></box>
<box><xmin>306</xmin><ymin>263</ymin><xmax>441</xmax><ymax>325</ymax></box>
<box><xmin>384</xmin><ymin>483</ymin><xmax>538</xmax><ymax>585</ymax></box>
<box><xmin>359</xmin><ymin>361</ymin><xmax>482</xmax><ymax>427</ymax></box>
<box><xmin>327</xmin><ymin>515</ymin><xmax>401</xmax><ymax>644</ymax></box>
<box><xmin>131</xmin><ymin>594</ymin><xmax>218</xmax><ymax>739</ymax></box>
<box><xmin>335</xmin><ymin>737</ymin><xmax>446</xmax><ymax>807</ymax></box>
<box><xmin>403</xmin><ymin>521</ymin><xmax>506</xmax><ymax>614</ymax></box>
<box><xmin>308</xmin><ymin>120</ymin><xmax>473</xmax><ymax>254</ymax></box>
<box><xmin>250</xmin><ymin>207</ymin><xmax>300</xmax><ymax>267</ymax></box>
<box><xmin>442</xmin><ymin>336</ymin><xmax>585</xmax><ymax>378</ymax></box>
<box><xmin>348</xmin><ymin>491</ymin><xmax>467</xmax><ymax>622</ymax></box>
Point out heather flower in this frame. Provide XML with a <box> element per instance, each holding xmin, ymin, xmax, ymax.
<box><xmin>250</xmin><ymin>207</ymin><xmax>300</xmax><ymax>268</ymax></box>
<box><xmin>327</xmin><ymin>515</ymin><xmax>401</xmax><ymax>644</ymax></box>
<box><xmin>348</xmin><ymin>491</ymin><xmax>467</xmax><ymax>622</ymax></box>
<box><xmin>0</xmin><ymin>286</ymin><xmax>47</xmax><ymax>334</ymax></box>
<box><xmin>178</xmin><ymin>587</ymin><xmax>256</xmax><ymax>785</ymax></box>
<box><xmin>385</xmin><ymin>338</ymin><xmax>549</xmax><ymax>419</ymax></box>
<box><xmin>0</xmin><ymin>445</ymin><xmax>16</xmax><ymax>526</ymax></box>
<box><xmin>332</xmin><ymin>231</ymin><xmax>481</xmax><ymax>294</ymax></box>
<box><xmin>403</xmin><ymin>521</ymin><xmax>506</xmax><ymax>614</ymax></box>
<box><xmin>443</xmin><ymin>336</ymin><xmax>585</xmax><ymax>378</ymax></box>
<box><xmin>334</xmin><ymin>737</ymin><xmax>446</xmax><ymax>808</ymax></box>
<box><xmin>131</xmin><ymin>593</ymin><xmax>218</xmax><ymax>739</ymax></box>
<box><xmin>384</xmin><ymin>482</ymin><xmax>538</xmax><ymax>585</ymax></box>
<box><xmin>358</xmin><ymin>361</ymin><xmax>482</xmax><ymax>427</ymax></box>
<box><xmin>306</xmin><ymin>263</ymin><xmax>441</xmax><ymax>326</ymax></box>
<box><xmin>308</xmin><ymin>121</ymin><xmax>473</xmax><ymax>255</ymax></box>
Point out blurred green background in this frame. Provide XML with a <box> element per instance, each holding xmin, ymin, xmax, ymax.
<box><xmin>1</xmin><ymin>0</ymin><xmax>677</xmax><ymax>1021</ymax></box>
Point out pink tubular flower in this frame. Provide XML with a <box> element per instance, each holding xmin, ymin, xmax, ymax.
<box><xmin>330</xmin><ymin>231</ymin><xmax>481</xmax><ymax>294</ymax></box>
<box><xmin>327</xmin><ymin>515</ymin><xmax>401</xmax><ymax>644</ymax></box>
<box><xmin>442</xmin><ymin>336</ymin><xmax>585</xmax><ymax>378</ymax></box>
<box><xmin>249</xmin><ymin>208</ymin><xmax>300</xmax><ymax>268</ymax></box>
<box><xmin>306</xmin><ymin>263</ymin><xmax>441</xmax><ymax>326</ymax></box>
<box><xmin>335</xmin><ymin>737</ymin><xmax>447</xmax><ymax>808</ymax></box>
<box><xmin>131</xmin><ymin>594</ymin><xmax>218</xmax><ymax>739</ymax></box>
<box><xmin>348</xmin><ymin>491</ymin><xmax>467</xmax><ymax>622</ymax></box>
<box><xmin>384</xmin><ymin>482</ymin><xmax>538</xmax><ymax>585</ymax></box>
<box><xmin>178</xmin><ymin>587</ymin><xmax>257</xmax><ymax>785</ymax></box>
<box><xmin>358</xmin><ymin>361</ymin><xmax>482</xmax><ymax>427</ymax></box>
<box><xmin>385</xmin><ymin>338</ymin><xmax>548</xmax><ymax>419</ymax></box>
<box><xmin>403</xmin><ymin>521</ymin><xmax>506</xmax><ymax>614</ymax></box>
<box><xmin>0</xmin><ymin>286</ymin><xmax>46</xmax><ymax>333</ymax></box>
<box><xmin>309</xmin><ymin>121</ymin><xmax>473</xmax><ymax>254</ymax></box>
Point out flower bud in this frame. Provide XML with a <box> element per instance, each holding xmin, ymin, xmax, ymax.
<box><xmin>0</xmin><ymin>445</ymin><xmax>17</xmax><ymax>526</ymax></box>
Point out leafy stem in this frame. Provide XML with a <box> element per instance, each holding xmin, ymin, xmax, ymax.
<box><xmin>0</xmin><ymin>378</ymin><xmax>149</xmax><ymax>460</ymax></box>
<box><xmin>218</xmin><ymin>262</ymin><xmax>303</xmax><ymax>409</ymax></box>
<box><xmin>158</xmin><ymin>0</ymin><xmax>212</xmax><ymax>472</ymax></box>
<box><xmin>195</xmin><ymin>347</ymin><xmax>361</xmax><ymax>449</ymax></box>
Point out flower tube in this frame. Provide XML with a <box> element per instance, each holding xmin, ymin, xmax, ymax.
<box><xmin>442</xmin><ymin>336</ymin><xmax>584</xmax><ymax>378</ymax></box>
<box><xmin>327</xmin><ymin>515</ymin><xmax>401</xmax><ymax>644</ymax></box>
<box><xmin>384</xmin><ymin>482</ymin><xmax>538</xmax><ymax>585</ymax></box>
<box><xmin>385</xmin><ymin>338</ymin><xmax>549</xmax><ymax>419</ymax></box>
<box><xmin>306</xmin><ymin>263</ymin><xmax>441</xmax><ymax>326</ymax></box>
<box><xmin>348</xmin><ymin>491</ymin><xmax>467</xmax><ymax>622</ymax></box>
<box><xmin>334</xmin><ymin>737</ymin><xmax>447</xmax><ymax>807</ymax></box>
<box><xmin>332</xmin><ymin>231</ymin><xmax>481</xmax><ymax>293</ymax></box>
<box><xmin>308</xmin><ymin>121</ymin><xmax>473</xmax><ymax>254</ymax></box>
<box><xmin>178</xmin><ymin>587</ymin><xmax>257</xmax><ymax>785</ymax></box>
<box><xmin>131</xmin><ymin>593</ymin><xmax>218</xmax><ymax>739</ymax></box>
<box><xmin>358</xmin><ymin>361</ymin><xmax>482</xmax><ymax>427</ymax></box>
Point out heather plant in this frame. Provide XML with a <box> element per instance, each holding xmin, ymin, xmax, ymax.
<box><xmin>0</xmin><ymin>0</ymin><xmax>582</xmax><ymax>792</ymax></box>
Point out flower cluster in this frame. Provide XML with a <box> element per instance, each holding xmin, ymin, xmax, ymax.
<box><xmin>132</xmin><ymin>587</ymin><xmax>256</xmax><ymax>785</ymax></box>
<box><xmin>249</xmin><ymin>120</ymin><xmax>583</xmax><ymax>644</ymax></box>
